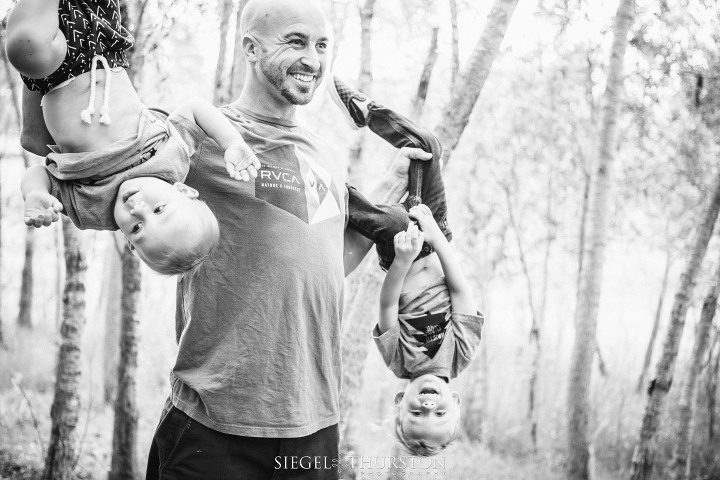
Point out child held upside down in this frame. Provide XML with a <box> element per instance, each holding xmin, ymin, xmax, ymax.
<box><xmin>6</xmin><ymin>0</ymin><xmax>260</xmax><ymax>275</ymax></box>
<box><xmin>329</xmin><ymin>75</ymin><xmax>484</xmax><ymax>456</ymax></box>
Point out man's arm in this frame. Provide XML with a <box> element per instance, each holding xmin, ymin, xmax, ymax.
<box><xmin>343</xmin><ymin>146</ymin><xmax>432</xmax><ymax>275</ymax></box>
<box><xmin>20</xmin><ymin>87</ymin><xmax>54</xmax><ymax>156</ymax></box>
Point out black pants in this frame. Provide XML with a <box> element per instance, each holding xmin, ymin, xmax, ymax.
<box><xmin>146</xmin><ymin>406</ymin><xmax>339</xmax><ymax>480</ymax></box>
<box><xmin>346</xmin><ymin>103</ymin><xmax>451</xmax><ymax>270</ymax></box>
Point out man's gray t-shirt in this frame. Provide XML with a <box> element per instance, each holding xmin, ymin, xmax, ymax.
<box><xmin>373</xmin><ymin>276</ymin><xmax>484</xmax><ymax>380</ymax></box>
<box><xmin>171</xmin><ymin>105</ymin><xmax>347</xmax><ymax>437</ymax></box>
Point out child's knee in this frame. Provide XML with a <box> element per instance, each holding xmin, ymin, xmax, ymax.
<box><xmin>6</xmin><ymin>28</ymin><xmax>66</xmax><ymax>78</ymax></box>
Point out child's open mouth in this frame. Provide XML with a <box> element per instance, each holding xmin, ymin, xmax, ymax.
<box><xmin>420</xmin><ymin>387</ymin><xmax>439</xmax><ymax>396</ymax></box>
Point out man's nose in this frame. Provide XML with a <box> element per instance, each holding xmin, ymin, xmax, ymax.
<box><xmin>421</xmin><ymin>400</ymin><xmax>436</xmax><ymax>410</ymax></box>
<box><xmin>301</xmin><ymin>47</ymin><xmax>321</xmax><ymax>71</ymax></box>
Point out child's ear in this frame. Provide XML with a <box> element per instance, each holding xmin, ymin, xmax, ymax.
<box><xmin>125</xmin><ymin>239</ymin><xmax>136</xmax><ymax>253</ymax></box>
<box><xmin>394</xmin><ymin>392</ymin><xmax>405</xmax><ymax>406</ymax></box>
<box><xmin>452</xmin><ymin>391</ymin><xmax>462</xmax><ymax>406</ymax></box>
<box><xmin>173</xmin><ymin>182</ymin><xmax>199</xmax><ymax>199</ymax></box>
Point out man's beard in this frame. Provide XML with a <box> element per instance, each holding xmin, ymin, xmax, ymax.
<box><xmin>259</xmin><ymin>55</ymin><xmax>316</xmax><ymax>106</ymax></box>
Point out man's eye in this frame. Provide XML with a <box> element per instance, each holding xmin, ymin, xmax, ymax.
<box><xmin>131</xmin><ymin>223</ymin><xmax>141</xmax><ymax>234</ymax></box>
<box><xmin>436</xmin><ymin>412</ymin><xmax>446</xmax><ymax>417</ymax></box>
<box><xmin>290</xmin><ymin>39</ymin><xmax>304</xmax><ymax>46</ymax></box>
<box><xmin>317</xmin><ymin>42</ymin><xmax>327</xmax><ymax>50</ymax></box>
<box><xmin>411</xmin><ymin>411</ymin><xmax>422</xmax><ymax>417</ymax></box>
<box><xmin>154</xmin><ymin>204</ymin><xmax>166</xmax><ymax>214</ymax></box>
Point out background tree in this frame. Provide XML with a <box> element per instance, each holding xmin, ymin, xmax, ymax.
<box><xmin>43</xmin><ymin>217</ymin><xmax>88</xmax><ymax>480</ymax></box>
<box><xmin>566</xmin><ymin>0</ymin><xmax>634</xmax><ymax>478</ymax></box>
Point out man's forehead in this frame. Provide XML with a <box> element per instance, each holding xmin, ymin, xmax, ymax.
<box><xmin>242</xmin><ymin>0</ymin><xmax>327</xmax><ymax>38</ymax></box>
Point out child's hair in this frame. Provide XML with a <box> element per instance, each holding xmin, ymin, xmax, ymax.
<box><xmin>393</xmin><ymin>415</ymin><xmax>459</xmax><ymax>457</ymax></box>
<box><xmin>143</xmin><ymin>201</ymin><xmax>220</xmax><ymax>276</ymax></box>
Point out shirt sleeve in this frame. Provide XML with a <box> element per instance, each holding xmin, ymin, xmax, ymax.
<box><xmin>166</xmin><ymin>110</ymin><xmax>209</xmax><ymax>159</ymax></box>
<box><xmin>372</xmin><ymin>324</ymin><xmax>409</xmax><ymax>379</ymax></box>
<box><xmin>450</xmin><ymin>311</ymin><xmax>484</xmax><ymax>376</ymax></box>
<box><xmin>46</xmin><ymin>175</ymin><xmax>83</xmax><ymax>229</ymax></box>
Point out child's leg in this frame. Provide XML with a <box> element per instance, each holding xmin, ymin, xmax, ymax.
<box><xmin>6</xmin><ymin>0</ymin><xmax>66</xmax><ymax>79</ymax></box>
<box><xmin>329</xmin><ymin>76</ymin><xmax>450</xmax><ymax>241</ymax></box>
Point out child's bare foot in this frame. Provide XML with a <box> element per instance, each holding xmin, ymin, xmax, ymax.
<box><xmin>24</xmin><ymin>191</ymin><xmax>63</xmax><ymax>227</ymax></box>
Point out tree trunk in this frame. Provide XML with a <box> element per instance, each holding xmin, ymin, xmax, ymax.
<box><xmin>567</xmin><ymin>1</ymin><xmax>634</xmax><ymax>479</ymax></box>
<box><xmin>17</xmin><ymin>226</ymin><xmax>35</xmax><ymax>328</ymax></box>
<box><xmin>2</xmin><ymin>34</ymin><xmax>38</xmax><ymax>331</ymax></box>
<box><xmin>55</xmin><ymin>224</ymin><xmax>65</xmax><ymax>328</ymax></box>
<box><xmin>411</xmin><ymin>26</ymin><xmax>438</xmax><ymax>120</ymax></box>
<box><xmin>629</xmin><ymin>171</ymin><xmax>720</xmax><ymax>480</ymax></box>
<box><xmin>637</xmin><ymin>250</ymin><xmax>671</xmax><ymax>393</ymax></box>
<box><xmin>669</xmin><ymin>259</ymin><xmax>720</xmax><ymax>480</ymax></box>
<box><xmin>707</xmin><ymin>337</ymin><xmax>719</xmax><ymax>440</ymax></box>
<box><xmin>109</xmin><ymin>246</ymin><xmax>142</xmax><ymax>480</ymax></box>
<box><xmin>448</xmin><ymin>0</ymin><xmax>459</xmax><ymax>88</ymax></box>
<box><xmin>43</xmin><ymin>217</ymin><xmax>88</xmax><ymax>480</ymax></box>
<box><xmin>346</xmin><ymin>0</ymin><xmax>376</xmax><ymax>183</ymax></box>
<box><xmin>0</xmin><ymin>151</ymin><xmax>3</xmax><ymax>348</ymax></box>
<box><xmin>500</xmin><ymin>180</ymin><xmax>541</xmax><ymax>451</ymax></box>
<box><xmin>328</xmin><ymin>0</ymin><xmax>351</xmax><ymax>66</ymax></box>
<box><xmin>228</xmin><ymin>0</ymin><xmax>249</xmax><ymax>101</ymax></box>
<box><xmin>103</xmin><ymin>236</ymin><xmax>123</xmax><ymax>405</ymax></box>
<box><xmin>213</xmin><ymin>0</ymin><xmax>234</xmax><ymax>105</ymax></box>
<box><xmin>433</xmin><ymin>0</ymin><xmax>519</xmax><ymax>165</ymax></box>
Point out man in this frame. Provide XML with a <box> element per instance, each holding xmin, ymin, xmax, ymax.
<box><xmin>144</xmin><ymin>0</ymin><xmax>431</xmax><ymax>478</ymax></box>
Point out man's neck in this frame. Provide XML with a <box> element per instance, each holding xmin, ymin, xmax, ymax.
<box><xmin>234</xmin><ymin>84</ymin><xmax>297</xmax><ymax>124</ymax></box>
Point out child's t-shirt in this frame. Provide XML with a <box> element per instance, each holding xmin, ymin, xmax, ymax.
<box><xmin>373</xmin><ymin>276</ymin><xmax>484</xmax><ymax>379</ymax></box>
<box><xmin>46</xmin><ymin>108</ymin><xmax>207</xmax><ymax>230</ymax></box>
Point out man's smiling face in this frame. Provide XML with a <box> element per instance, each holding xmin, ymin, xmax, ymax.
<box><xmin>253</xmin><ymin>3</ymin><xmax>329</xmax><ymax>105</ymax></box>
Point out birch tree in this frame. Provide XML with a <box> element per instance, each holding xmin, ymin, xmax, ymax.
<box><xmin>637</xmin><ymin>250</ymin><xmax>671</xmax><ymax>393</ymax></box>
<box><xmin>228</xmin><ymin>0</ymin><xmax>249</xmax><ymax>100</ymax></box>
<box><xmin>669</xmin><ymin>259</ymin><xmax>720</xmax><ymax>480</ymax></box>
<box><xmin>346</xmin><ymin>0</ymin><xmax>376</xmax><ymax>182</ymax></box>
<box><xmin>213</xmin><ymin>0</ymin><xmax>234</xmax><ymax>105</ymax></box>
<box><xmin>629</xmin><ymin>168</ymin><xmax>720</xmax><ymax>480</ymax></box>
<box><xmin>43</xmin><ymin>218</ymin><xmax>88</xmax><ymax>480</ymax></box>
<box><xmin>433</xmin><ymin>0</ymin><xmax>519</xmax><ymax>165</ymax></box>
<box><xmin>109</xmin><ymin>246</ymin><xmax>142</xmax><ymax>480</ymax></box>
<box><xmin>567</xmin><ymin>0</ymin><xmax>634</xmax><ymax>478</ymax></box>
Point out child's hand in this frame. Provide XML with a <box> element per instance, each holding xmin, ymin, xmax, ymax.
<box><xmin>24</xmin><ymin>191</ymin><xmax>63</xmax><ymax>228</ymax></box>
<box><xmin>225</xmin><ymin>139</ymin><xmax>261</xmax><ymax>182</ymax></box>
<box><xmin>408</xmin><ymin>204</ymin><xmax>445</xmax><ymax>246</ymax></box>
<box><xmin>394</xmin><ymin>222</ymin><xmax>424</xmax><ymax>264</ymax></box>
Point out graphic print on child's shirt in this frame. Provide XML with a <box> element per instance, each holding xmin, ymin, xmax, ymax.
<box><xmin>404</xmin><ymin>311</ymin><xmax>451</xmax><ymax>359</ymax></box>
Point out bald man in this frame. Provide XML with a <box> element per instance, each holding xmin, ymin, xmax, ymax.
<box><xmin>144</xmin><ymin>1</ymin><xmax>427</xmax><ymax>478</ymax></box>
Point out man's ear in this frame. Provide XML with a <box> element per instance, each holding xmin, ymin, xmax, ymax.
<box><xmin>125</xmin><ymin>238</ymin><xmax>135</xmax><ymax>253</ymax></box>
<box><xmin>242</xmin><ymin>34</ymin><xmax>260</xmax><ymax>63</ymax></box>
<box><xmin>173</xmin><ymin>182</ymin><xmax>199</xmax><ymax>199</ymax></box>
<box><xmin>452</xmin><ymin>391</ymin><xmax>462</xmax><ymax>406</ymax></box>
<box><xmin>394</xmin><ymin>392</ymin><xmax>405</xmax><ymax>406</ymax></box>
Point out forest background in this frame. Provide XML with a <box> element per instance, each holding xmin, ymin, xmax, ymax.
<box><xmin>0</xmin><ymin>0</ymin><xmax>719</xmax><ymax>479</ymax></box>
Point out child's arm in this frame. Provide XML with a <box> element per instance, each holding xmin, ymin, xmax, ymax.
<box><xmin>409</xmin><ymin>204</ymin><xmax>476</xmax><ymax>315</ymax></box>
<box><xmin>174</xmin><ymin>97</ymin><xmax>261</xmax><ymax>182</ymax></box>
<box><xmin>378</xmin><ymin>223</ymin><xmax>424</xmax><ymax>334</ymax></box>
<box><xmin>21</xmin><ymin>165</ymin><xmax>63</xmax><ymax>227</ymax></box>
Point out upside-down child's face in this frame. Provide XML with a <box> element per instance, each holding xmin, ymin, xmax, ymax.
<box><xmin>395</xmin><ymin>374</ymin><xmax>462</xmax><ymax>447</ymax></box>
<box><xmin>113</xmin><ymin>177</ymin><xmax>215</xmax><ymax>271</ymax></box>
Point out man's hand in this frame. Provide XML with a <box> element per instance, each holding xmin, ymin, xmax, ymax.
<box><xmin>393</xmin><ymin>222</ymin><xmax>424</xmax><ymax>264</ymax></box>
<box><xmin>408</xmin><ymin>204</ymin><xmax>445</xmax><ymax>246</ymax></box>
<box><xmin>387</xmin><ymin>147</ymin><xmax>433</xmax><ymax>185</ymax></box>
<box><xmin>225</xmin><ymin>139</ymin><xmax>261</xmax><ymax>182</ymax></box>
<box><xmin>24</xmin><ymin>191</ymin><xmax>63</xmax><ymax>227</ymax></box>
